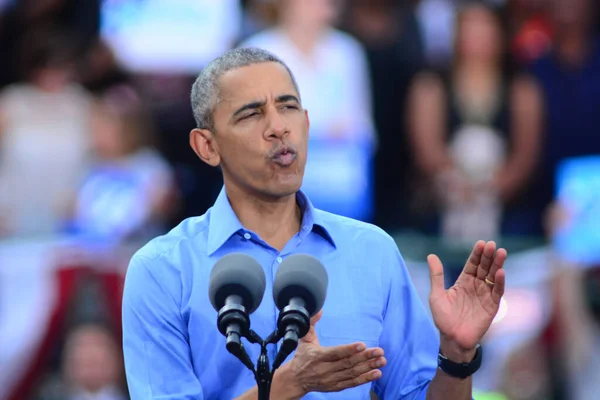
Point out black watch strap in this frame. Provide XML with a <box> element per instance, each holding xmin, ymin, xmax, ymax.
<box><xmin>437</xmin><ymin>344</ymin><xmax>482</xmax><ymax>379</ymax></box>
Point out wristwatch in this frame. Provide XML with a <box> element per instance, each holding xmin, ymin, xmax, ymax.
<box><xmin>437</xmin><ymin>344</ymin><xmax>482</xmax><ymax>379</ymax></box>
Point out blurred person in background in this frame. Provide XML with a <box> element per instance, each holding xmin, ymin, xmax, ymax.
<box><xmin>343</xmin><ymin>0</ymin><xmax>426</xmax><ymax>232</ymax></box>
<box><xmin>407</xmin><ymin>1</ymin><xmax>543</xmax><ymax>248</ymax></box>
<box><xmin>65</xmin><ymin>85</ymin><xmax>178</xmax><ymax>244</ymax></box>
<box><xmin>531</xmin><ymin>0</ymin><xmax>600</xmax><ymax>223</ymax></box>
<box><xmin>497</xmin><ymin>339</ymin><xmax>551</xmax><ymax>400</ymax></box>
<box><xmin>0</xmin><ymin>30</ymin><xmax>94</xmax><ymax>238</ymax></box>
<box><xmin>0</xmin><ymin>0</ymin><xmax>100</xmax><ymax>89</ymax></box>
<box><xmin>77</xmin><ymin>38</ymin><xmax>132</xmax><ymax>96</ymax></box>
<box><xmin>238</xmin><ymin>0</ymin><xmax>279</xmax><ymax>42</ymax></box>
<box><xmin>239</xmin><ymin>0</ymin><xmax>377</xmax><ymax>222</ymax></box>
<box><xmin>36</xmin><ymin>323</ymin><xmax>127</xmax><ymax>400</ymax></box>
<box><xmin>98</xmin><ymin>0</ymin><xmax>243</xmax><ymax>226</ymax></box>
<box><xmin>529</xmin><ymin>0</ymin><xmax>600</xmax><ymax>398</ymax></box>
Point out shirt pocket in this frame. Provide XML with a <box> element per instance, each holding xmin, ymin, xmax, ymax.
<box><xmin>316</xmin><ymin>274</ymin><xmax>384</xmax><ymax>347</ymax></box>
<box><xmin>316</xmin><ymin>307</ymin><xmax>383</xmax><ymax>348</ymax></box>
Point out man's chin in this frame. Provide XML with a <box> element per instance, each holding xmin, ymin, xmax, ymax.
<box><xmin>268</xmin><ymin>177</ymin><xmax>303</xmax><ymax>198</ymax></box>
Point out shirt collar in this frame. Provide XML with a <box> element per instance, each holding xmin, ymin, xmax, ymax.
<box><xmin>207</xmin><ymin>186</ymin><xmax>336</xmax><ymax>255</ymax></box>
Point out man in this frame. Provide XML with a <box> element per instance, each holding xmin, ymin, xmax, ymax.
<box><xmin>122</xmin><ymin>47</ymin><xmax>507</xmax><ymax>399</ymax></box>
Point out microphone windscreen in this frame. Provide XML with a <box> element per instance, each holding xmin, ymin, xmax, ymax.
<box><xmin>273</xmin><ymin>254</ymin><xmax>328</xmax><ymax>317</ymax></box>
<box><xmin>209</xmin><ymin>253</ymin><xmax>266</xmax><ymax>314</ymax></box>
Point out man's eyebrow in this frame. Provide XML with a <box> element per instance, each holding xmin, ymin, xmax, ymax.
<box><xmin>231</xmin><ymin>95</ymin><xmax>300</xmax><ymax>118</ymax></box>
<box><xmin>232</xmin><ymin>100</ymin><xmax>266</xmax><ymax>118</ymax></box>
<box><xmin>275</xmin><ymin>94</ymin><xmax>300</xmax><ymax>104</ymax></box>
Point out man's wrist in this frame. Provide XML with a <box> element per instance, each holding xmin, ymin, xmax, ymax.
<box><xmin>271</xmin><ymin>363</ymin><xmax>306</xmax><ymax>400</ymax></box>
<box><xmin>439</xmin><ymin>337</ymin><xmax>477</xmax><ymax>363</ymax></box>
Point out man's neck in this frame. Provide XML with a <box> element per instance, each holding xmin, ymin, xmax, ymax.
<box><xmin>225</xmin><ymin>185</ymin><xmax>302</xmax><ymax>251</ymax></box>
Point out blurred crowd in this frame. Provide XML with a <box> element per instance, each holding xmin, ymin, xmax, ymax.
<box><xmin>0</xmin><ymin>0</ymin><xmax>599</xmax><ymax>399</ymax></box>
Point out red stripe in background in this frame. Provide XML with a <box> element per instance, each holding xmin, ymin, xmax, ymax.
<box><xmin>7</xmin><ymin>267</ymin><xmax>82</xmax><ymax>400</ymax></box>
<box><xmin>99</xmin><ymin>270</ymin><xmax>126</xmax><ymax>344</ymax></box>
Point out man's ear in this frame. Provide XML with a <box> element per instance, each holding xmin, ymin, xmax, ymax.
<box><xmin>190</xmin><ymin>128</ymin><xmax>221</xmax><ymax>167</ymax></box>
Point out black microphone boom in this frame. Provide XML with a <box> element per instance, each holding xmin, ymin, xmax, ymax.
<box><xmin>208</xmin><ymin>253</ymin><xmax>266</xmax><ymax>371</ymax></box>
<box><xmin>272</xmin><ymin>254</ymin><xmax>328</xmax><ymax>369</ymax></box>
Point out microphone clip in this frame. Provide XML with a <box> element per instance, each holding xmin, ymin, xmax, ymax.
<box><xmin>272</xmin><ymin>304</ymin><xmax>310</xmax><ymax>370</ymax></box>
<box><xmin>217</xmin><ymin>303</ymin><xmax>254</xmax><ymax>372</ymax></box>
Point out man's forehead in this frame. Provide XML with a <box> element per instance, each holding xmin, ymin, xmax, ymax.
<box><xmin>217</xmin><ymin>62</ymin><xmax>298</xmax><ymax>104</ymax></box>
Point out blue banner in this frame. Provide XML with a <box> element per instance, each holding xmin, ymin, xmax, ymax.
<box><xmin>301</xmin><ymin>138</ymin><xmax>374</xmax><ymax>222</ymax></box>
<box><xmin>553</xmin><ymin>155</ymin><xmax>600</xmax><ymax>265</ymax></box>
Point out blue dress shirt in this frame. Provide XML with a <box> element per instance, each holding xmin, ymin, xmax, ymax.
<box><xmin>122</xmin><ymin>188</ymin><xmax>439</xmax><ymax>399</ymax></box>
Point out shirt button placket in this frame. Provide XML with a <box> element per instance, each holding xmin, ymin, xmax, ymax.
<box><xmin>273</xmin><ymin>255</ymin><xmax>282</xmax><ymax>353</ymax></box>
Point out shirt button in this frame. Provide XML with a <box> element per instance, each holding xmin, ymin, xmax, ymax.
<box><xmin>302</xmin><ymin>226</ymin><xmax>308</xmax><ymax>230</ymax></box>
<box><xmin>276</xmin><ymin>256</ymin><xmax>283</xmax><ymax>263</ymax></box>
<box><xmin>243</xmin><ymin>233</ymin><xmax>251</xmax><ymax>240</ymax></box>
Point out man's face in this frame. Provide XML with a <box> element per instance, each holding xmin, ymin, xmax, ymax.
<box><xmin>192</xmin><ymin>62</ymin><xmax>309</xmax><ymax>200</ymax></box>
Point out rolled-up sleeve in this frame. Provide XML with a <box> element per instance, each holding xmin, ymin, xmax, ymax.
<box><xmin>373</xmin><ymin>238</ymin><xmax>439</xmax><ymax>400</ymax></box>
<box><xmin>122</xmin><ymin>254</ymin><xmax>204</xmax><ymax>399</ymax></box>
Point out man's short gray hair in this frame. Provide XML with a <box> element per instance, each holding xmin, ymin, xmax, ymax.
<box><xmin>190</xmin><ymin>47</ymin><xmax>300</xmax><ymax>132</ymax></box>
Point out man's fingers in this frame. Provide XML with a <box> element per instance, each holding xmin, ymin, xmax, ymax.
<box><xmin>427</xmin><ymin>254</ymin><xmax>445</xmax><ymax>298</ymax></box>
<box><xmin>476</xmin><ymin>241</ymin><xmax>497</xmax><ymax>279</ymax></box>
<box><xmin>319</xmin><ymin>342</ymin><xmax>369</xmax><ymax>362</ymax></box>
<box><xmin>327</xmin><ymin>355</ymin><xmax>387</xmax><ymax>382</ymax></box>
<box><xmin>492</xmin><ymin>268</ymin><xmax>506</xmax><ymax>304</ymax></box>
<box><xmin>328</xmin><ymin>347</ymin><xmax>384</xmax><ymax>372</ymax></box>
<box><xmin>486</xmin><ymin>248</ymin><xmax>507</xmax><ymax>284</ymax></box>
<box><xmin>464</xmin><ymin>240</ymin><xmax>485</xmax><ymax>276</ymax></box>
<box><xmin>331</xmin><ymin>369</ymin><xmax>383</xmax><ymax>392</ymax></box>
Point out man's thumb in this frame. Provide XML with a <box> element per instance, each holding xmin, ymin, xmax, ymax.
<box><xmin>427</xmin><ymin>254</ymin><xmax>446</xmax><ymax>298</ymax></box>
<box><xmin>300</xmin><ymin>309</ymin><xmax>323</xmax><ymax>345</ymax></box>
<box><xmin>310</xmin><ymin>309</ymin><xmax>323</xmax><ymax>326</ymax></box>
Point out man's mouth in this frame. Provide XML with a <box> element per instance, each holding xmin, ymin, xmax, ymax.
<box><xmin>271</xmin><ymin>146</ymin><xmax>297</xmax><ymax>167</ymax></box>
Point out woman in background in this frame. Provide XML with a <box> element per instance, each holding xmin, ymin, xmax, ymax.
<box><xmin>67</xmin><ymin>85</ymin><xmax>178</xmax><ymax>244</ymax></box>
<box><xmin>407</xmin><ymin>1</ymin><xmax>543</xmax><ymax>243</ymax></box>
<box><xmin>0</xmin><ymin>30</ymin><xmax>94</xmax><ymax>238</ymax></box>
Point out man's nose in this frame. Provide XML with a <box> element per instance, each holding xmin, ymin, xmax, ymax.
<box><xmin>264</xmin><ymin>107</ymin><xmax>289</xmax><ymax>139</ymax></box>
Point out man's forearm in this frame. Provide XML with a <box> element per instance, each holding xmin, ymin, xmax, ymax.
<box><xmin>234</xmin><ymin>363</ymin><xmax>305</xmax><ymax>400</ymax></box>
<box><xmin>426</xmin><ymin>338</ymin><xmax>474</xmax><ymax>400</ymax></box>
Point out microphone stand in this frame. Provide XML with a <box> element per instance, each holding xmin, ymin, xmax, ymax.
<box><xmin>245</xmin><ymin>330</ymin><xmax>285</xmax><ymax>400</ymax></box>
<box><xmin>219</xmin><ymin>306</ymin><xmax>309</xmax><ymax>399</ymax></box>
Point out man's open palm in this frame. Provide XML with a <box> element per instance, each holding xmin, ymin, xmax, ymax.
<box><xmin>428</xmin><ymin>240</ymin><xmax>507</xmax><ymax>350</ymax></box>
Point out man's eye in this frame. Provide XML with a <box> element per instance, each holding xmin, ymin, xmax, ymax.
<box><xmin>282</xmin><ymin>104</ymin><xmax>298</xmax><ymax>110</ymax></box>
<box><xmin>242</xmin><ymin>112</ymin><xmax>259</xmax><ymax>120</ymax></box>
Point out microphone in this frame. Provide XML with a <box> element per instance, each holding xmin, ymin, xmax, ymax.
<box><xmin>272</xmin><ymin>254</ymin><xmax>328</xmax><ymax>369</ymax></box>
<box><xmin>209</xmin><ymin>253</ymin><xmax>266</xmax><ymax>371</ymax></box>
